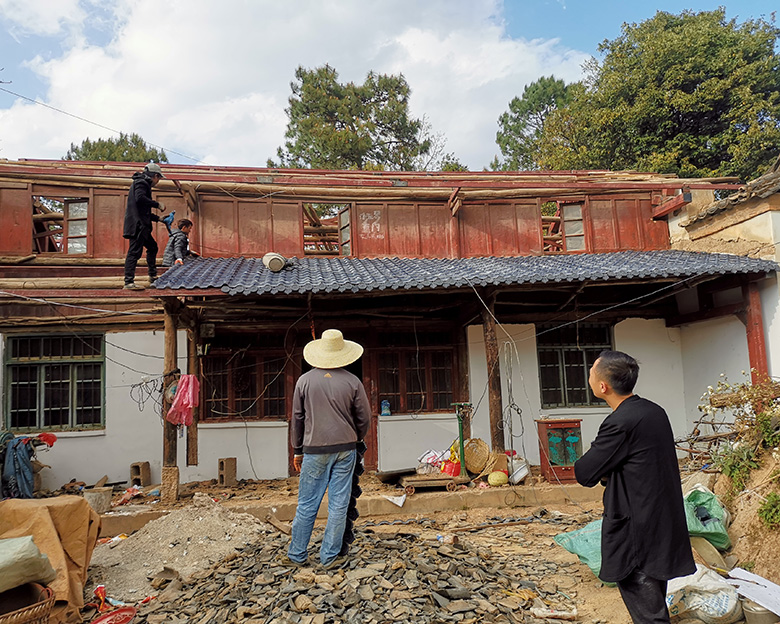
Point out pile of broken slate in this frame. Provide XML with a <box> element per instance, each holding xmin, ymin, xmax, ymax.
<box><xmin>131</xmin><ymin>524</ymin><xmax>579</xmax><ymax>624</ymax></box>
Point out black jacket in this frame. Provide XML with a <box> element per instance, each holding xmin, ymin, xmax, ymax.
<box><xmin>574</xmin><ymin>395</ymin><xmax>695</xmax><ymax>582</ymax></box>
<box><xmin>162</xmin><ymin>228</ymin><xmax>190</xmax><ymax>266</ymax></box>
<box><xmin>123</xmin><ymin>172</ymin><xmax>160</xmax><ymax>239</ymax></box>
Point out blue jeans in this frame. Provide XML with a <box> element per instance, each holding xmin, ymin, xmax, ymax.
<box><xmin>288</xmin><ymin>449</ymin><xmax>356</xmax><ymax>565</ymax></box>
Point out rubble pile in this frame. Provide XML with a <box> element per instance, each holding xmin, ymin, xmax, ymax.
<box><xmin>131</xmin><ymin>526</ymin><xmax>579</xmax><ymax>624</ymax></box>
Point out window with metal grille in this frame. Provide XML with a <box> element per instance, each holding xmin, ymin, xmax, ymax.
<box><xmin>201</xmin><ymin>351</ymin><xmax>288</xmax><ymax>421</ymax></box>
<box><xmin>376</xmin><ymin>346</ymin><xmax>454</xmax><ymax>415</ymax></box>
<box><xmin>536</xmin><ymin>323</ymin><xmax>612</xmax><ymax>408</ymax></box>
<box><xmin>5</xmin><ymin>335</ymin><xmax>104</xmax><ymax>430</ymax></box>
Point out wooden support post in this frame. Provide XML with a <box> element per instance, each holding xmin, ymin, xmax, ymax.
<box><xmin>743</xmin><ymin>282</ymin><xmax>768</xmax><ymax>384</ymax></box>
<box><xmin>162</xmin><ymin>298</ymin><xmax>180</xmax><ymax>502</ymax></box>
<box><xmin>457</xmin><ymin>323</ymin><xmax>471</xmax><ymax>439</ymax></box>
<box><xmin>186</xmin><ymin>324</ymin><xmax>199</xmax><ymax>467</ymax></box>
<box><xmin>481</xmin><ymin>299</ymin><xmax>505</xmax><ymax>452</ymax></box>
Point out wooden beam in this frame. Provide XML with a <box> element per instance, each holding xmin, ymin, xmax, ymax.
<box><xmin>186</xmin><ymin>323</ymin><xmax>199</xmax><ymax>467</ymax></box>
<box><xmin>666</xmin><ymin>302</ymin><xmax>744</xmax><ymax>327</ymax></box>
<box><xmin>652</xmin><ymin>189</ymin><xmax>691</xmax><ymax>219</ymax></box>
<box><xmin>162</xmin><ymin>299</ymin><xmax>180</xmax><ymax>468</ymax></box>
<box><xmin>480</xmin><ymin>298</ymin><xmax>505</xmax><ymax>453</ymax></box>
<box><xmin>743</xmin><ymin>282</ymin><xmax>768</xmax><ymax>383</ymax></box>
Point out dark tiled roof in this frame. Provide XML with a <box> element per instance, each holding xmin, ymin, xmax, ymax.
<box><xmin>153</xmin><ymin>251</ymin><xmax>777</xmax><ymax>296</ymax></box>
<box><xmin>684</xmin><ymin>170</ymin><xmax>780</xmax><ymax>226</ymax></box>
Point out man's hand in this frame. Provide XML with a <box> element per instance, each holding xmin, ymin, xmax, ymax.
<box><xmin>156</xmin><ymin>201</ymin><xmax>165</xmax><ymax>211</ymax></box>
<box><xmin>293</xmin><ymin>454</ymin><xmax>303</xmax><ymax>472</ymax></box>
<box><xmin>175</xmin><ymin>258</ymin><xmax>183</xmax><ymax>265</ymax></box>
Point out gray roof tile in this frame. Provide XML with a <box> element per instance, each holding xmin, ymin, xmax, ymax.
<box><xmin>154</xmin><ymin>251</ymin><xmax>777</xmax><ymax>296</ymax></box>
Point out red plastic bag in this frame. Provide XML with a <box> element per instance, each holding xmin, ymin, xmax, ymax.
<box><xmin>165</xmin><ymin>374</ymin><xmax>199</xmax><ymax>426</ymax></box>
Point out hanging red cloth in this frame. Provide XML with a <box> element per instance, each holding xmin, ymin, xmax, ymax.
<box><xmin>166</xmin><ymin>374</ymin><xmax>200</xmax><ymax>426</ymax></box>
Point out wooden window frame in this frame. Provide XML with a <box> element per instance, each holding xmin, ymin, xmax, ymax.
<box><xmin>371</xmin><ymin>345</ymin><xmax>456</xmax><ymax>415</ymax></box>
<box><xmin>536</xmin><ymin>323</ymin><xmax>612</xmax><ymax>409</ymax></box>
<box><xmin>32</xmin><ymin>196</ymin><xmax>90</xmax><ymax>255</ymax></box>
<box><xmin>200</xmin><ymin>350</ymin><xmax>290</xmax><ymax>422</ymax></box>
<box><xmin>4</xmin><ymin>335</ymin><xmax>105</xmax><ymax>431</ymax></box>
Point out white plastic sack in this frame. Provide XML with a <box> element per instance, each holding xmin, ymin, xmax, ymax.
<box><xmin>0</xmin><ymin>535</ymin><xmax>57</xmax><ymax>593</ymax></box>
<box><xmin>666</xmin><ymin>564</ymin><xmax>743</xmax><ymax>624</ymax></box>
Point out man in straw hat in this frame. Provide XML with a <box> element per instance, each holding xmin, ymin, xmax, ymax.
<box><xmin>286</xmin><ymin>329</ymin><xmax>371</xmax><ymax>568</ymax></box>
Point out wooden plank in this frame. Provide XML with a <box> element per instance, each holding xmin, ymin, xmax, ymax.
<box><xmin>186</xmin><ymin>325</ymin><xmax>199</xmax><ymax>467</ymax></box>
<box><xmin>387</xmin><ymin>204</ymin><xmax>420</xmax><ymax>256</ymax></box>
<box><xmin>271</xmin><ymin>201</ymin><xmax>303</xmax><ymax>256</ymax></box>
<box><xmin>652</xmin><ymin>190</ymin><xmax>691</xmax><ymax>218</ymax></box>
<box><xmin>418</xmin><ymin>204</ymin><xmax>451</xmax><ymax>258</ymax></box>
<box><xmin>237</xmin><ymin>198</ymin><xmax>272</xmax><ymax>255</ymax></box>
<box><xmin>488</xmin><ymin>203</ymin><xmax>519</xmax><ymax>256</ymax></box>
<box><xmin>354</xmin><ymin>204</ymin><xmax>387</xmax><ymax>256</ymax></box>
<box><xmin>744</xmin><ymin>282</ymin><xmax>769</xmax><ymax>383</ymax></box>
<box><xmin>459</xmin><ymin>204</ymin><xmax>490</xmax><ymax>256</ymax></box>
<box><xmin>163</xmin><ymin>299</ymin><xmax>179</xmax><ymax>468</ymax></box>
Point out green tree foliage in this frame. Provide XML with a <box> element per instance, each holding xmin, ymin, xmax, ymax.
<box><xmin>64</xmin><ymin>132</ymin><xmax>168</xmax><ymax>163</ymax></box>
<box><xmin>493</xmin><ymin>76</ymin><xmax>574</xmax><ymax>171</ymax></box>
<box><xmin>538</xmin><ymin>9</ymin><xmax>780</xmax><ymax>181</ymax></box>
<box><xmin>269</xmin><ymin>65</ymin><xmax>435</xmax><ymax>171</ymax></box>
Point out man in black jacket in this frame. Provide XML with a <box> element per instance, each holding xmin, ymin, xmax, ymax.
<box><xmin>123</xmin><ymin>163</ymin><xmax>165</xmax><ymax>290</ymax></box>
<box><xmin>575</xmin><ymin>351</ymin><xmax>695</xmax><ymax>624</ymax></box>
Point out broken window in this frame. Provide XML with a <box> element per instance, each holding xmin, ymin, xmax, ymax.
<box><xmin>32</xmin><ymin>196</ymin><xmax>89</xmax><ymax>254</ymax></box>
<box><xmin>541</xmin><ymin>201</ymin><xmax>586</xmax><ymax>253</ymax></box>
<box><xmin>536</xmin><ymin>323</ymin><xmax>612</xmax><ymax>408</ymax></box>
<box><xmin>302</xmin><ymin>203</ymin><xmax>350</xmax><ymax>256</ymax></box>
<box><xmin>5</xmin><ymin>335</ymin><xmax>104</xmax><ymax>431</ymax></box>
<box><xmin>201</xmin><ymin>351</ymin><xmax>287</xmax><ymax>421</ymax></box>
<box><xmin>375</xmin><ymin>331</ymin><xmax>455</xmax><ymax>414</ymax></box>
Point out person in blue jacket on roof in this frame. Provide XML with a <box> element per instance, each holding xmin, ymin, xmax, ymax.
<box><xmin>162</xmin><ymin>218</ymin><xmax>198</xmax><ymax>267</ymax></box>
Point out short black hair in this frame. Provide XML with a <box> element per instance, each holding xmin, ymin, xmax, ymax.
<box><xmin>595</xmin><ymin>350</ymin><xmax>639</xmax><ymax>395</ymax></box>
<box><xmin>177</xmin><ymin>218</ymin><xmax>193</xmax><ymax>229</ymax></box>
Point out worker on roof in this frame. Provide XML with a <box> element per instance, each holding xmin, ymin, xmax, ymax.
<box><xmin>123</xmin><ymin>162</ymin><xmax>165</xmax><ymax>290</ymax></box>
<box><xmin>162</xmin><ymin>218</ymin><xmax>198</xmax><ymax>267</ymax></box>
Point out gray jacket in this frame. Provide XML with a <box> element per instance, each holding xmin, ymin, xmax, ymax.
<box><xmin>162</xmin><ymin>228</ymin><xmax>190</xmax><ymax>266</ymax></box>
<box><xmin>291</xmin><ymin>368</ymin><xmax>371</xmax><ymax>455</ymax></box>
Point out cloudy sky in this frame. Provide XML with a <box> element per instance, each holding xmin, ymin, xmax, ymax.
<box><xmin>0</xmin><ymin>0</ymin><xmax>775</xmax><ymax>170</ymax></box>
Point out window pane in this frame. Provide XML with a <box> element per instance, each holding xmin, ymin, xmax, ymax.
<box><xmin>75</xmin><ymin>363</ymin><xmax>102</xmax><ymax>425</ymax></box>
<box><xmin>203</xmin><ymin>355</ymin><xmax>229</xmax><ymax>419</ymax></box>
<box><xmin>378</xmin><ymin>353</ymin><xmax>400</xmax><ymax>413</ymax></box>
<box><xmin>565</xmin><ymin>220</ymin><xmax>584</xmax><ymax>236</ymax></box>
<box><xmin>68</xmin><ymin>201</ymin><xmax>88</xmax><ymax>218</ymax></box>
<box><xmin>68</xmin><ymin>221</ymin><xmax>87</xmax><ymax>237</ymax></box>
<box><xmin>566</xmin><ymin>235</ymin><xmax>585</xmax><ymax>251</ymax></box>
<box><xmin>538</xmin><ymin>349</ymin><xmax>563</xmax><ymax>407</ymax></box>
<box><xmin>262</xmin><ymin>359</ymin><xmax>286</xmax><ymax>418</ymax></box>
<box><xmin>430</xmin><ymin>351</ymin><xmax>453</xmax><ymax>410</ymax></box>
<box><xmin>43</xmin><ymin>364</ymin><xmax>70</xmax><ymax>427</ymax></box>
<box><xmin>405</xmin><ymin>352</ymin><xmax>425</xmax><ymax>411</ymax></box>
<box><xmin>9</xmin><ymin>365</ymin><xmax>39</xmax><ymax>428</ymax></box>
<box><xmin>232</xmin><ymin>356</ymin><xmax>257</xmax><ymax>417</ymax></box>
<box><xmin>562</xmin><ymin>204</ymin><xmax>582</xmax><ymax>220</ymax></box>
<box><xmin>67</xmin><ymin>237</ymin><xmax>87</xmax><ymax>254</ymax></box>
<box><xmin>563</xmin><ymin>350</ymin><xmax>588</xmax><ymax>405</ymax></box>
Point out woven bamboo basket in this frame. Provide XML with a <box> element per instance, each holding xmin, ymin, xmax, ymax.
<box><xmin>463</xmin><ymin>438</ymin><xmax>490</xmax><ymax>474</ymax></box>
<box><xmin>0</xmin><ymin>585</ymin><xmax>55</xmax><ymax>624</ymax></box>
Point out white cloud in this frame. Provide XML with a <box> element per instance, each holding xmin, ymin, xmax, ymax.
<box><xmin>0</xmin><ymin>0</ymin><xmax>589</xmax><ymax>169</ymax></box>
<box><xmin>0</xmin><ymin>0</ymin><xmax>85</xmax><ymax>36</ymax></box>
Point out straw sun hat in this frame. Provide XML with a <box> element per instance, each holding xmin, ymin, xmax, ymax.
<box><xmin>303</xmin><ymin>329</ymin><xmax>364</xmax><ymax>369</ymax></box>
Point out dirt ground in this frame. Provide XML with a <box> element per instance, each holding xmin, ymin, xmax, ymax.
<box><xmin>84</xmin><ymin>461</ymin><xmax>780</xmax><ymax>623</ymax></box>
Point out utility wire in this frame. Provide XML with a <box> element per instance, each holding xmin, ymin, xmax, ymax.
<box><xmin>0</xmin><ymin>86</ymin><xmax>202</xmax><ymax>164</ymax></box>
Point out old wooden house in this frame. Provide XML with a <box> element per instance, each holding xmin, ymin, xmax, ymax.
<box><xmin>0</xmin><ymin>159</ymin><xmax>776</xmax><ymax>493</ymax></box>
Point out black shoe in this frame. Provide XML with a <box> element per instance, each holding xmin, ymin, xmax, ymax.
<box><xmin>149</xmin><ymin>275</ymin><xmax>158</xmax><ymax>285</ymax></box>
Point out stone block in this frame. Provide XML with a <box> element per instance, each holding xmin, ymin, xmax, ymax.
<box><xmin>131</xmin><ymin>461</ymin><xmax>152</xmax><ymax>487</ymax></box>
<box><xmin>218</xmin><ymin>457</ymin><xmax>237</xmax><ymax>487</ymax></box>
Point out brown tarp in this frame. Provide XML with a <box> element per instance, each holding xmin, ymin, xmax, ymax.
<box><xmin>0</xmin><ymin>496</ymin><xmax>101</xmax><ymax>624</ymax></box>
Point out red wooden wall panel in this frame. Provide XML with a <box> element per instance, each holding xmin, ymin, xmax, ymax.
<box><xmin>588</xmin><ymin>199</ymin><xmax>618</xmax><ymax>251</ymax></box>
<box><xmin>354</xmin><ymin>204</ymin><xmax>388</xmax><ymax>257</ymax></box>
<box><xmin>387</xmin><ymin>204</ymin><xmax>420</xmax><ymax>256</ymax></box>
<box><xmin>237</xmin><ymin>200</ymin><xmax>272</xmax><ymax>255</ymax></box>
<box><xmin>488</xmin><ymin>204</ymin><xmax>519</xmax><ymax>256</ymax></box>
<box><xmin>271</xmin><ymin>202</ymin><xmax>303</xmax><ymax>257</ymax></box>
<box><xmin>200</xmin><ymin>199</ymin><xmax>239</xmax><ymax>256</ymax></box>
<box><xmin>516</xmin><ymin>202</ymin><xmax>543</xmax><ymax>255</ymax></box>
<box><xmin>458</xmin><ymin>205</ymin><xmax>491</xmax><ymax>256</ymax></box>
<box><xmin>640</xmin><ymin>199</ymin><xmax>670</xmax><ymax>249</ymax></box>
<box><xmin>92</xmin><ymin>192</ymin><xmax>127</xmax><ymax>258</ymax></box>
<box><xmin>418</xmin><ymin>204</ymin><xmax>451</xmax><ymax>258</ymax></box>
<box><xmin>0</xmin><ymin>187</ymin><xmax>32</xmax><ymax>255</ymax></box>
<box><xmin>614</xmin><ymin>199</ymin><xmax>642</xmax><ymax>249</ymax></box>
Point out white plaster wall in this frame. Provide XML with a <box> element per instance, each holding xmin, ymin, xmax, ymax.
<box><xmin>377</xmin><ymin>415</ymin><xmax>460</xmax><ymax>472</ymax></box>
<box><xmin>613</xmin><ymin>319</ymin><xmax>687</xmax><ymax>439</ymax></box>
<box><xmin>679</xmin><ymin>316</ymin><xmax>750</xmax><ymax>431</ymax></box>
<box><xmin>466</xmin><ymin>319</ymin><xmax>688</xmax><ymax>462</ymax></box>
<box><xmin>35</xmin><ymin>330</ymin><xmax>187</xmax><ymax>490</ymax></box>
<box><xmin>180</xmin><ymin>422</ymin><xmax>289</xmax><ymax>481</ymax></box>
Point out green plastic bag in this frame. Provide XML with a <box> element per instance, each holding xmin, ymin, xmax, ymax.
<box><xmin>684</xmin><ymin>487</ymin><xmax>731</xmax><ymax>551</ymax></box>
<box><xmin>554</xmin><ymin>519</ymin><xmax>615</xmax><ymax>586</ymax></box>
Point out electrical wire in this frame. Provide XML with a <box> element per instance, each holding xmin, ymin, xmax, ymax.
<box><xmin>0</xmin><ymin>290</ymin><xmax>160</xmax><ymax>317</ymax></box>
<box><xmin>0</xmin><ymin>86</ymin><xmax>202</xmax><ymax>164</ymax></box>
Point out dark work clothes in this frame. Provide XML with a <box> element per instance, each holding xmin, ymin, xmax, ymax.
<box><xmin>291</xmin><ymin>368</ymin><xmax>371</xmax><ymax>455</ymax></box>
<box><xmin>617</xmin><ymin>568</ymin><xmax>671</xmax><ymax>624</ymax></box>
<box><xmin>162</xmin><ymin>228</ymin><xmax>191</xmax><ymax>266</ymax></box>
<box><xmin>123</xmin><ymin>172</ymin><xmax>160</xmax><ymax>283</ymax></box>
<box><xmin>574</xmin><ymin>395</ymin><xmax>695</xmax><ymax>584</ymax></box>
